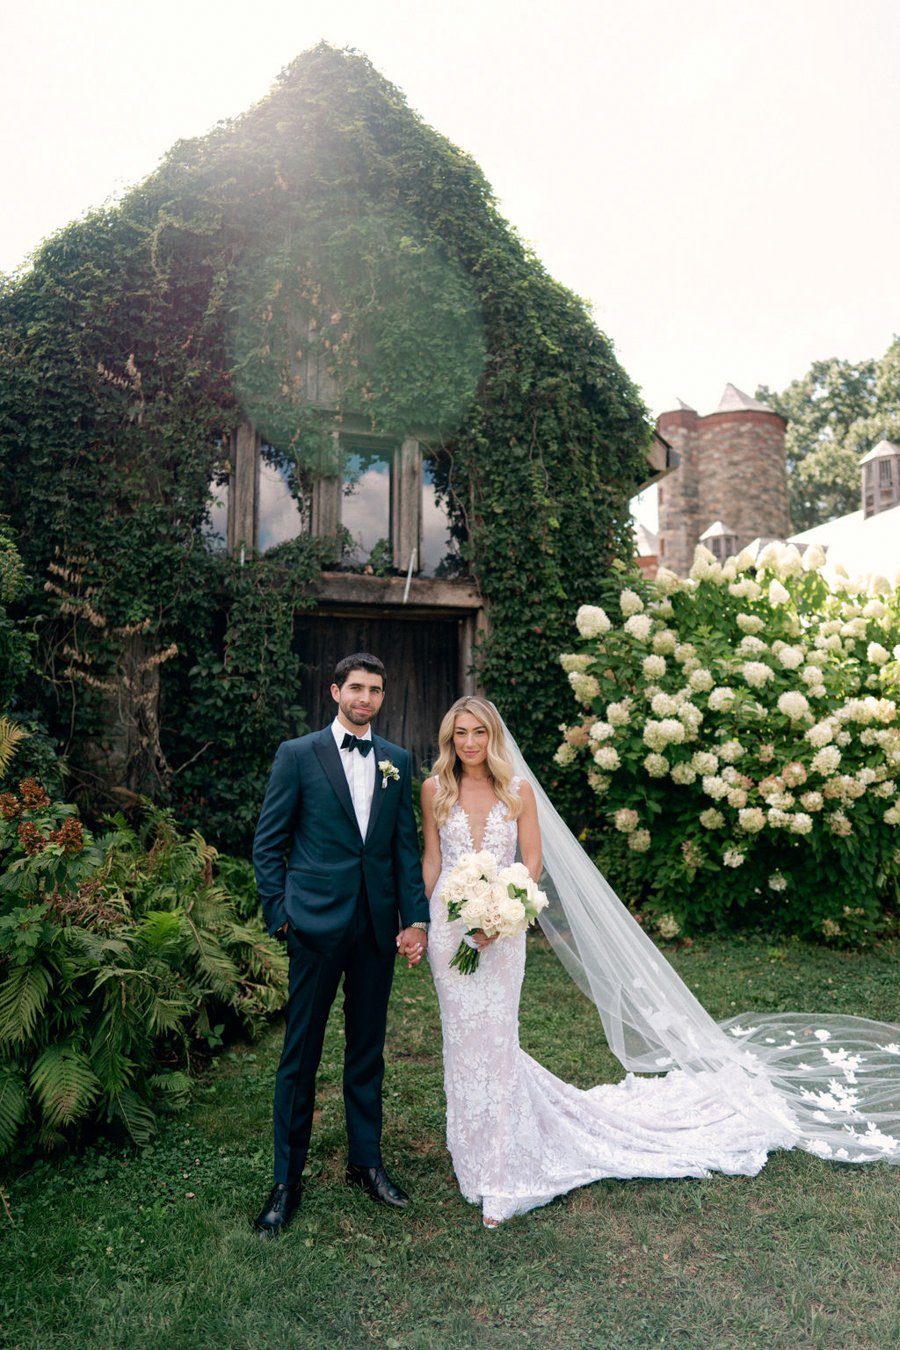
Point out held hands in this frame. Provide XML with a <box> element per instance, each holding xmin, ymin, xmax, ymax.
<box><xmin>470</xmin><ymin>929</ymin><xmax>499</xmax><ymax>952</ymax></box>
<box><xmin>396</xmin><ymin>927</ymin><xmax>428</xmax><ymax>968</ymax></box>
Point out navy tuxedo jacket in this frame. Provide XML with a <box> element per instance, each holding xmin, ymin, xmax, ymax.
<box><xmin>252</xmin><ymin>727</ymin><xmax>428</xmax><ymax>955</ymax></box>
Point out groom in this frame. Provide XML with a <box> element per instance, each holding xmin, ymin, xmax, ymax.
<box><xmin>252</xmin><ymin>652</ymin><xmax>429</xmax><ymax>1237</ymax></box>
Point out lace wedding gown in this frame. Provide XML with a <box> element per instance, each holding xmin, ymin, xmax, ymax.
<box><xmin>429</xmin><ymin>780</ymin><xmax>827</xmax><ymax>1223</ymax></box>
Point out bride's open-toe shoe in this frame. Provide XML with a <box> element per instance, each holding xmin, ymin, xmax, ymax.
<box><xmin>482</xmin><ymin>1215</ymin><xmax>503</xmax><ymax>1229</ymax></box>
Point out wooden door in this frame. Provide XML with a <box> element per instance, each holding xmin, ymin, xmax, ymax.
<box><xmin>296</xmin><ymin>613</ymin><xmax>462</xmax><ymax>774</ymax></box>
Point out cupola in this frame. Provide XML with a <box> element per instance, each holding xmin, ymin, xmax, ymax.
<box><xmin>860</xmin><ymin>440</ymin><xmax>900</xmax><ymax>519</ymax></box>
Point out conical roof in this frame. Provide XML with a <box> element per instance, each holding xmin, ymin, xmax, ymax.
<box><xmin>715</xmin><ymin>384</ymin><xmax>774</xmax><ymax>414</ymax></box>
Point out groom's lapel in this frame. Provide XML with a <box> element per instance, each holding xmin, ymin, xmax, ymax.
<box><xmin>312</xmin><ymin>729</ymin><xmax>358</xmax><ymax>832</ymax></box>
<box><xmin>364</xmin><ymin>735</ymin><xmax>388</xmax><ymax>842</ymax></box>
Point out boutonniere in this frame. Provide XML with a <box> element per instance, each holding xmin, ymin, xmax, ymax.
<box><xmin>378</xmin><ymin>759</ymin><xmax>400</xmax><ymax>790</ymax></box>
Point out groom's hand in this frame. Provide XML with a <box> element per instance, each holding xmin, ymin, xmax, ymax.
<box><xmin>396</xmin><ymin>927</ymin><xmax>427</xmax><ymax>968</ymax></box>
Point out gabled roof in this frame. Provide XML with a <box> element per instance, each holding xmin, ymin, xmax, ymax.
<box><xmin>699</xmin><ymin>519</ymin><xmax>737</xmax><ymax>540</ymax></box>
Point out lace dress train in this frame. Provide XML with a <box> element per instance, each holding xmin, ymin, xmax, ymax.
<box><xmin>427</xmin><ymin>781</ymin><xmax>797</xmax><ymax>1223</ymax></box>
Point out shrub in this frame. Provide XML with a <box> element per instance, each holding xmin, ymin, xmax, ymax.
<box><xmin>0</xmin><ymin>772</ymin><xmax>286</xmax><ymax>1157</ymax></box>
<box><xmin>557</xmin><ymin>544</ymin><xmax>900</xmax><ymax>943</ymax></box>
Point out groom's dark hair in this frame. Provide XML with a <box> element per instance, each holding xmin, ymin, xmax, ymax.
<box><xmin>333</xmin><ymin>652</ymin><xmax>386</xmax><ymax>689</ymax></box>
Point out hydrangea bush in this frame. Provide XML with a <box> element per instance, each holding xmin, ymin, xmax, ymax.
<box><xmin>557</xmin><ymin>545</ymin><xmax>900</xmax><ymax>943</ymax></box>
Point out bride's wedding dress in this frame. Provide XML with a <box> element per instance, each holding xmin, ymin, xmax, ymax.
<box><xmin>427</xmin><ymin>769</ymin><xmax>900</xmax><ymax>1224</ymax></box>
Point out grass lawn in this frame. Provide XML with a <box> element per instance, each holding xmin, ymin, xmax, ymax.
<box><xmin>1</xmin><ymin>934</ymin><xmax>898</xmax><ymax>1350</ymax></box>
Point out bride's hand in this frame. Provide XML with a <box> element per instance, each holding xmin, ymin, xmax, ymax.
<box><xmin>471</xmin><ymin>930</ymin><xmax>498</xmax><ymax>951</ymax></box>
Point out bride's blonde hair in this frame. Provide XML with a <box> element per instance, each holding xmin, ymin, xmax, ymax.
<box><xmin>431</xmin><ymin>697</ymin><xmax>522</xmax><ymax>828</ymax></box>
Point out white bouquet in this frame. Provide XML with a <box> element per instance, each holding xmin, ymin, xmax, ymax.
<box><xmin>441</xmin><ymin>849</ymin><xmax>549</xmax><ymax>974</ymax></box>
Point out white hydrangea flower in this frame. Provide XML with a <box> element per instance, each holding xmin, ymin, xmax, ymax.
<box><xmin>729</xmin><ymin>578</ymin><xmax>763</xmax><ymax>601</ymax></box>
<box><xmin>653</xmin><ymin>567</ymin><xmax>681</xmax><ymax>596</ymax></box>
<box><xmin>734</xmin><ymin>548</ymin><xmax>756</xmax><ymax>572</ymax></box>
<box><xmin>806</xmin><ymin>721</ymin><xmax>835</xmax><ymax>748</ymax></box>
<box><xmin>718</xmin><ymin>740</ymin><xmax>745</xmax><ymax>762</ymax></box>
<box><xmin>643</xmin><ymin>753</ymin><xmax>670</xmax><ymax>778</ymax></box>
<box><xmin>723</xmin><ymin>848</ymin><xmax>746</xmax><ymax>868</ymax></box>
<box><xmin>606</xmin><ymin>700</ymin><xmax>632</xmax><ymax>727</ymax></box>
<box><xmin>778</xmin><ymin>645</ymin><xmax>805</xmax><ymax>670</ymax></box>
<box><xmin>691</xmin><ymin>751</ymin><xmax>719</xmax><ymax>775</ymax></box>
<box><xmin>742</xmin><ymin>661</ymin><xmax>774</xmax><ymax>688</ymax></box>
<box><xmin>651</xmin><ymin>692</ymin><xmax>680</xmax><ymax>717</ymax></box>
<box><xmin>699</xmin><ymin>808</ymin><xmax>725</xmax><ymax>829</ymax></box>
<box><xmin>677</xmin><ymin>702</ymin><xmax>703</xmax><ymax>734</ymax></box>
<box><xmin>868</xmin><ymin>641</ymin><xmax>890</xmax><ymax>666</ymax></box>
<box><xmin>619</xmin><ymin>588</ymin><xmax>644</xmax><ymax>617</ymax></box>
<box><xmin>559</xmin><ymin>653</ymin><xmax>593</xmax><ymax>673</ymax></box>
<box><xmin>642</xmin><ymin>653</ymin><xmax>667</xmax><ymax>680</ymax></box>
<box><xmin>726</xmin><ymin>787</ymin><xmax>748</xmax><ymax>808</ymax></box>
<box><xmin>829</xmin><ymin>811</ymin><xmax>852</xmax><ymax>836</ymax></box>
<box><xmin>575</xmin><ymin>605</ymin><xmax>611</xmax><ymax>638</ymax></box>
<box><xmin>624</xmin><ymin>613</ymin><xmax>653</xmax><ymax>642</ymax></box>
<box><xmin>768</xmin><ymin>579</ymin><xmax>791</xmax><ymax>606</ymax></box>
<box><xmin>767</xmin><ymin>807</ymin><xmax>792</xmax><ymax>828</ymax></box>
<box><xmin>628</xmin><ymin>828</ymin><xmax>651</xmax><ymax>853</ymax></box>
<box><xmin>674</xmin><ymin>642</ymin><xmax>697</xmax><ymax>665</ymax></box>
<box><xmin>778</xmin><ymin>690</ymin><xmax>811</xmax><ymax>721</ymax></box>
<box><xmin>651</xmin><ymin>628</ymin><xmax>678</xmax><ymax>654</ymax></box>
<box><xmin>801</xmin><ymin>664</ymin><xmax>824</xmax><ymax>686</ymax></box>
<box><xmin>789</xmin><ymin>813</ymin><xmax>814</xmax><ymax>835</ymax></box>
<box><xmin>593</xmin><ymin>745</ymin><xmax>620</xmax><ymax>771</ymax></box>
<box><xmin>650</xmin><ymin>598</ymin><xmax>675</xmax><ymax>618</ymax></box>
<box><xmin>802</xmin><ymin>544</ymin><xmax>827</xmax><ymax>571</ymax></box>
<box><xmin>614</xmin><ymin>808</ymin><xmax>639</xmax><ymax>833</ymax></box>
<box><xmin>857</xmin><ymin>767</ymin><xmax>877</xmax><ymax>787</ymax></box>
<box><xmin>690</xmin><ymin>545</ymin><xmax>722</xmax><ymax>582</ymax></box>
<box><xmin>708</xmin><ymin>686</ymin><xmax>736</xmax><ymax>712</ymax></box>
<box><xmin>835</xmin><ymin>730</ymin><xmax>852</xmax><ymax>747</ymax></box>
<box><xmin>688</xmin><ymin>667</ymin><xmax>714</xmax><ymax>692</ymax></box>
<box><xmin>656</xmin><ymin>913</ymin><xmax>679</xmax><ymax>938</ymax></box>
<box><xmin>554</xmin><ymin>742</ymin><xmax>577</xmax><ymax>766</ymax></box>
<box><xmin>768</xmin><ymin>873</ymin><xmax>788</xmax><ymax>892</ymax></box>
<box><xmin>588</xmin><ymin>721</ymin><xmax>615</xmax><ymax>742</ymax></box>
<box><xmin>569</xmin><ymin>671</ymin><xmax>601</xmax><ymax>705</ymax></box>
<box><xmin>702</xmin><ymin>775</ymin><xmax>729</xmax><ymax>801</ymax></box>
<box><xmin>841</xmin><ymin>618</ymin><xmax>868</xmax><ymax>640</ymax></box>
<box><xmin>883</xmin><ymin>805</ymin><xmax>900</xmax><ymax>826</ymax></box>
<box><xmin>643</xmin><ymin>718</ymin><xmax>686</xmax><ymax>749</ymax></box>
<box><xmin>736</xmin><ymin>613</ymin><xmax>765</xmax><ymax>634</ymax></box>
<box><xmin>863</xmin><ymin>598</ymin><xmax>887</xmax><ymax>619</ymax></box>
<box><xmin>738</xmin><ymin>807</ymin><xmax>767</xmax><ymax>832</ymax></box>
<box><xmin>670</xmin><ymin>762</ymin><xmax>697</xmax><ymax>785</ymax></box>
<box><xmin>800</xmin><ymin>791</ymin><xmax>824</xmax><ymax>812</ymax></box>
<box><xmin>811</xmin><ymin>744</ymin><xmax>841</xmax><ymax>776</ymax></box>
<box><xmin>738</xmin><ymin>634</ymin><xmax>768</xmax><ymax>654</ymax></box>
<box><xmin>587</xmin><ymin>771</ymin><xmax>610</xmax><ymax>795</ymax></box>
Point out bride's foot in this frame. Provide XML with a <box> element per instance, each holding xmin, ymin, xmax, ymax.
<box><xmin>482</xmin><ymin>1215</ymin><xmax>503</xmax><ymax>1229</ymax></box>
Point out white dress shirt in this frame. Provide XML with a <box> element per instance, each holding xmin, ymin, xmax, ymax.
<box><xmin>331</xmin><ymin>717</ymin><xmax>376</xmax><ymax>838</ymax></box>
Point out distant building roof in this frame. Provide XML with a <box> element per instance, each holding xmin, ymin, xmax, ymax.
<box><xmin>859</xmin><ymin>438</ymin><xmax>900</xmax><ymax>466</ymax></box>
<box><xmin>635</xmin><ymin>522</ymin><xmax>659</xmax><ymax>556</ymax></box>
<box><xmin>715</xmin><ymin>384</ymin><xmax>775</xmax><ymax>414</ymax></box>
<box><xmin>789</xmin><ymin>503</ymin><xmax>900</xmax><ymax>581</ymax></box>
<box><xmin>699</xmin><ymin>519</ymin><xmax>737</xmax><ymax>540</ymax></box>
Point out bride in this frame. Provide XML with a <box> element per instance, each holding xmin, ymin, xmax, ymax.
<box><xmin>420</xmin><ymin>696</ymin><xmax>900</xmax><ymax>1227</ymax></box>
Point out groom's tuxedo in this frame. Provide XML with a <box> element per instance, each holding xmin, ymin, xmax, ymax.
<box><xmin>253</xmin><ymin>722</ymin><xmax>428</xmax><ymax>1182</ymax></box>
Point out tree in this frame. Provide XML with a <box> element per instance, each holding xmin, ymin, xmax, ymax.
<box><xmin>757</xmin><ymin>338</ymin><xmax>900</xmax><ymax>531</ymax></box>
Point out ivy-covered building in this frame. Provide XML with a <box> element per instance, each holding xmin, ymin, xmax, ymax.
<box><xmin>0</xmin><ymin>45</ymin><xmax>657</xmax><ymax>848</ymax></box>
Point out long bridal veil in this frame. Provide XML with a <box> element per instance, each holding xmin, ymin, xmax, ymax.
<box><xmin>498</xmin><ymin>711</ymin><xmax>900</xmax><ymax>1166</ymax></box>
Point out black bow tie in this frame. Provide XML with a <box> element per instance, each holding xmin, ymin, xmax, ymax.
<box><xmin>341</xmin><ymin>733</ymin><xmax>373</xmax><ymax>757</ymax></box>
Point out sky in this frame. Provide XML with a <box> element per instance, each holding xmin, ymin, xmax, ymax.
<box><xmin>3</xmin><ymin>0</ymin><xmax>899</xmax><ymax>529</ymax></box>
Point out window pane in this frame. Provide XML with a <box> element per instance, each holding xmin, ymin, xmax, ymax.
<box><xmin>203</xmin><ymin>477</ymin><xmax>229</xmax><ymax>552</ymax></box>
<box><xmin>342</xmin><ymin>449</ymin><xmax>391</xmax><ymax>561</ymax></box>
<box><xmin>421</xmin><ymin>458</ymin><xmax>458</xmax><ymax>577</ymax></box>
<box><xmin>259</xmin><ymin>456</ymin><xmax>304</xmax><ymax>551</ymax></box>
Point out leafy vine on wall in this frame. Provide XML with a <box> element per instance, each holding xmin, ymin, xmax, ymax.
<box><xmin>0</xmin><ymin>44</ymin><xmax>651</xmax><ymax>846</ymax></box>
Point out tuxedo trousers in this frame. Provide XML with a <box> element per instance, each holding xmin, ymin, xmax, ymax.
<box><xmin>273</xmin><ymin>885</ymin><xmax>395</xmax><ymax>1183</ymax></box>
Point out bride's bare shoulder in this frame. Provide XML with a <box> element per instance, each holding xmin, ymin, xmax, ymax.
<box><xmin>516</xmin><ymin>778</ymin><xmax>535</xmax><ymax>802</ymax></box>
<box><xmin>420</xmin><ymin>775</ymin><xmax>438</xmax><ymax>801</ymax></box>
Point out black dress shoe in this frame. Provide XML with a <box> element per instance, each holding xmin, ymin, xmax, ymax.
<box><xmin>253</xmin><ymin>1181</ymin><xmax>302</xmax><ymax>1237</ymax></box>
<box><xmin>345</xmin><ymin>1163</ymin><xmax>410</xmax><ymax>1208</ymax></box>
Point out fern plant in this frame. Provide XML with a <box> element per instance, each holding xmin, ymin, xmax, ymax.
<box><xmin>0</xmin><ymin>782</ymin><xmax>286</xmax><ymax>1157</ymax></box>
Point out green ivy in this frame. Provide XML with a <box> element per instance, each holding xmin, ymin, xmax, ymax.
<box><xmin>0</xmin><ymin>44</ymin><xmax>650</xmax><ymax>839</ymax></box>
